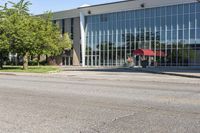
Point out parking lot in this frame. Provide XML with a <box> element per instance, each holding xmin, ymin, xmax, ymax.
<box><xmin>0</xmin><ymin>70</ymin><xmax>200</xmax><ymax>133</ymax></box>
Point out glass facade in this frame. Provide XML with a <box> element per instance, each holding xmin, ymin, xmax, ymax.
<box><xmin>85</xmin><ymin>2</ymin><xmax>200</xmax><ymax>66</ymax></box>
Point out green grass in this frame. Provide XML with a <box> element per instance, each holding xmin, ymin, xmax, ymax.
<box><xmin>0</xmin><ymin>66</ymin><xmax>60</xmax><ymax>73</ymax></box>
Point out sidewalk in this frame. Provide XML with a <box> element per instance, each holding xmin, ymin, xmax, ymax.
<box><xmin>0</xmin><ymin>72</ymin><xmax>46</xmax><ymax>76</ymax></box>
<box><xmin>61</xmin><ymin>66</ymin><xmax>200</xmax><ymax>79</ymax></box>
<box><xmin>0</xmin><ymin>66</ymin><xmax>200</xmax><ymax>79</ymax></box>
<box><xmin>140</xmin><ymin>67</ymin><xmax>200</xmax><ymax>79</ymax></box>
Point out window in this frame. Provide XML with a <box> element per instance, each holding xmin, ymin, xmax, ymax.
<box><xmin>100</xmin><ymin>14</ymin><xmax>108</xmax><ymax>22</ymax></box>
<box><xmin>178</xmin><ymin>30</ymin><xmax>183</xmax><ymax>40</ymax></box>
<box><xmin>190</xmin><ymin>29</ymin><xmax>195</xmax><ymax>39</ymax></box>
<box><xmin>171</xmin><ymin>5</ymin><xmax>178</xmax><ymax>15</ymax></box>
<box><xmin>84</xmin><ymin>3</ymin><xmax>198</xmax><ymax>67</ymax></box>
<box><xmin>145</xmin><ymin>8</ymin><xmax>151</xmax><ymax>17</ymax></box>
<box><xmin>172</xmin><ymin>15</ymin><xmax>177</xmax><ymax>29</ymax></box>
<box><xmin>197</xmin><ymin>3</ymin><xmax>200</xmax><ymax>12</ymax></box>
<box><xmin>190</xmin><ymin>3</ymin><xmax>196</xmax><ymax>13</ymax></box>
<box><xmin>140</xmin><ymin>9</ymin><xmax>145</xmax><ymax>18</ymax></box>
<box><xmin>178</xmin><ymin>15</ymin><xmax>183</xmax><ymax>29</ymax></box>
<box><xmin>160</xmin><ymin>7</ymin><xmax>165</xmax><ymax>16</ymax></box>
<box><xmin>135</xmin><ymin>10</ymin><xmax>140</xmax><ymax>19</ymax></box>
<box><xmin>184</xmin><ymin>14</ymin><xmax>189</xmax><ymax>29</ymax></box>
<box><xmin>190</xmin><ymin>14</ymin><xmax>195</xmax><ymax>29</ymax></box>
<box><xmin>156</xmin><ymin>7</ymin><xmax>161</xmax><ymax>17</ymax></box>
<box><xmin>71</xmin><ymin>18</ymin><xmax>74</xmax><ymax>39</ymax></box>
<box><xmin>197</xmin><ymin>13</ymin><xmax>200</xmax><ymax>28</ymax></box>
<box><xmin>155</xmin><ymin>17</ymin><xmax>160</xmax><ymax>28</ymax></box>
<box><xmin>166</xmin><ymin>16</ymin><xmax>171</xmax><ymax>28</ymax></box>
<box><xmin>196</xmin><ymin>29</ymin><xmax>200</xmax><ymax>39</ymax></box>
<box><xmin>161</xmin><ymin>17</ymin><xmax>165</xmax><ymax>29</ymax></box>
<box><xmin>184</xmin><ymin>4</ymin><xmax>189</xmax><ymax>14</ymax></box>
<box><xmin>166</xmin><ymin>6</ymin><xmax>172</xmax><ymax>16</ymax></box>
<box><xmin>62</xmin><ymin>19</ymin><xmax>65</xmax><ymax>35</ymax></box>
<box><xmin>178</xmin><ymin>4</ymin><xmax>183</xmax><ymax>14</ymax></box>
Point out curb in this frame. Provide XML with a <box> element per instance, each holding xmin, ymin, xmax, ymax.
<box><xmin>0</xmin><ymin>71</ymin><xmax>62</xmax><ymax>77</ymax></box>
<box><xmin>1</xmin><ymin>69</ymin><xmax>200</xmax><ymax>79</ymax></box>
<box><xmin>160</xmin><ymin>72</ymin><xmax>200</xmax><ymax>79</ymax></box>
<box><xmin>0</xmin><ymin>72</ymin><xmax>45</xmax><ymax>76</ymax></box>
<box><xmin>0</xmin><ymin>73</ymin><xmax>17</xmax><ymax>76</ymax></box>
<box><xmin>139</xmin><ymin>69</ymin><xmax>200</xmax><ymax>79</ymax></box>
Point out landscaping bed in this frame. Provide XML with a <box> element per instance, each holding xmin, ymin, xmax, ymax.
<box><xmin>0</xmin><ymin>66</ymin><xmax>60</xmax><ymax>73</ymax></box>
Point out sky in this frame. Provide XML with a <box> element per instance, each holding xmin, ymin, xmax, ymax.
<box><xmin>0</xmin><ymin>0</ymin><xmax>122</xmax><ymax>15</ymax></box>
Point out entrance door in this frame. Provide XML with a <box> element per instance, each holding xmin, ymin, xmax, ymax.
<box><xmin>135</xmin><ymin>56</ymin><xmax>141</xmax><ymax>66</ymax></box>
<box><xmin>62</xmin><ymin>56</ymin><xmax>72</xmax><ymax>66</ymax></box>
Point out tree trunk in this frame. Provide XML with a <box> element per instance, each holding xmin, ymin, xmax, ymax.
<box><xmin>0</xmin><ymin>53</ymin><xmax>3</xmax><ymax>69</ymax></box>
<box><xmin>46</xmin><ymin>55</ymin><xmax>48</xmax><ymax>64</ymax></box>
<box><xmin>0</xmin><ymin>60</ymin><xmax>3</xmax><ymax>69</ymax></box>
<box><xmin>16</xmin><ymin>55</ymin><xmax>19</xmax><ymax>66</ymax></box>
<box><xmin>23</xmin><ymin>52</ymin><xmax>29</xmax><ymax>70</ymax></box>
<box><xmin>37</xmin><ymin>55</ymin><xmax>40</xmax><ymax>66</ymax></box>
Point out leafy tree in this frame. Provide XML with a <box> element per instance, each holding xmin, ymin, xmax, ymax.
<box><xmin>4</xmin><ymin>12</ymin><xmax>35</xmax><ymax>69</ymax></box>
<box><xmin>0</xmin><ymin>3</ymin><xmax>10</xmax><ymax>69</ymax></box>
<box><xmin>58</xmin><ymin>33</ymin><xmax>72</xmax><ymax>53</ymax></box>
<box><xmin>0</xmin><ymin>3</ymin><xmax>8</xmax><ymax>11</ymax></box>
<box><xmin>0</xmin><ymin>31</ymin><xmax>9</xmax><ymax>69</ymax></box>
<box><xmin>0</xmin><ymin>0</ymin><xmax>33</xmax><ymax>69</ymax></box>
<box><xmin>32</xmin><ymin>13</ymin><xmax>72</xmax><ymax>66</ymax></box>
<box><xmin>8</xmin><ymin>0</ymin><xmax>32</xmax><ymax>14</ymax></box>
<box><xmin>0</xmin><ymin>0</ymin><xmax>72</xmax><ymax>69</ymax></box>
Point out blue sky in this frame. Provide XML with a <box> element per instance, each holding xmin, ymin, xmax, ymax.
<box><xmin>0</xmin><ymin>0</ymin><xmax>121</xmax><ymax>15</ymax></box>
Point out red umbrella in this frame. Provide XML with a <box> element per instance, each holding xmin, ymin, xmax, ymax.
<box><xmin>155</xmin><ymin>51</ymin><xmax>166</xmax><ymax>57</ymax></box>
<box><xmin>133</xmin><ymin>49</ymin><xmax>155</xmax><ymax>56</ymax></box>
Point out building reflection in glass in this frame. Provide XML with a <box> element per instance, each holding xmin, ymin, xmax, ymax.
<box><xmin>85</xmin><ymin>2</ymin><xmax>200</xmax><ymax>66</ymax></box>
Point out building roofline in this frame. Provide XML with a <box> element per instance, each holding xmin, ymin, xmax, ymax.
<box><xmin>78</xmin><ymin>0</ymin><xmax>136</xmax><ymax>9</ymax></box>
<box><xmin>38</xmin><ymin>0</ymin><xmax>196</xmax><ymax>20</ymax></box>
<box><xmin>37</xmin><ymin>1</ymin><xmax>134</xmax><ymax>15</ymax></box>
<box><xmin>36</xmin><ymin>8</ymin><xmax>77</xmax><ymax>16</ymax></box>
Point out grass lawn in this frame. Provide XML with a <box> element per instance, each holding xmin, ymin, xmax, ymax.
<box><xmin>0</xmin><ymin>66</ymin><xmax>61</xmax><ymax>73</ymax></box>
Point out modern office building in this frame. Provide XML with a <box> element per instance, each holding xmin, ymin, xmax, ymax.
<box><xmin>51</xmin><ymin>0</ymin><xmax>200</xmax><ymax>67</ymax></box>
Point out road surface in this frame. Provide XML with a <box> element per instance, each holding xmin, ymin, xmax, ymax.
<box><xmin>0</xmin><ymin>71</ymin><xmax>200</xmax><ymax>133</ymax></box>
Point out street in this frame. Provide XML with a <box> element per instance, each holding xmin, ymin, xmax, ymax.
<box><xmin>0</xmin><ymin>70</ymin><xmax>200</xmax><ymax>133</ymax></box>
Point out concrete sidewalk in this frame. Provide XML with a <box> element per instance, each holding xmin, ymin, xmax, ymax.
<box><xmin>140</xmin><ymin>67</ymin><xmax>200</xmax><ymax>79</ymax></box>
<box><xmin>1</xmin><ymin>66</ymin><xmax>200</xmax><ymax>79</ymax></box>
<box><xmin>62</xmin><ymin>66</ymin><xmax>200</xmax><ymax>79</ymax></box>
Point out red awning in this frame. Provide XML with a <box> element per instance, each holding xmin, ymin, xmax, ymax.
<box><xmin>133</xmin><ymin>49</ymin><xmax>154</xmax><ymax>56</ymax></box>
<box><xmin>155</xmin><ymin>51</ymin><xmax>166</xmax><ymax>57</ymax></box>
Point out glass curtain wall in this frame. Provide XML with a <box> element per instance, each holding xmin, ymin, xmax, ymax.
<box><xmin>85</xmin><ymin>2</ymin><xmax>200</xmax><ymax>66</ymax></box>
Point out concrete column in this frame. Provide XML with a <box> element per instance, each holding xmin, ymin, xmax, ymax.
<box><xmin>64</xmin><ymin>18</ymin><xmax>71</xmax><ymax>33</ymax></box>
<box><xmin>80</xmin><ymin>12</ymin><xmax>86</xmax><ymax>67</ymax></box>
<box><xmin>73</xmin><ymin>17</ymin><xmax>81</xmax><ymax>66</ymax></box>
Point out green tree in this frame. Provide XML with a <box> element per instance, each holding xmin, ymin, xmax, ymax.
<box><xmin>8</xmin><ymin>0</ymin><xmax>32</xmax><ymax>14</ymax></box>
<box><xmin>0</xmin><ymin>3</ymin><xmax>10</xmax><ymax>69</ymax></box>
<box><xmin>0</xmin><ymin>3</ymin><xmax>8</xmax><ymax>11</ymax></box>
<box><xmin>0</xmin><ymin>0</ymin><xmax>34</xmax><ymax>69</ymax></box>
<box><xmin>4</xmin><ymin>12</ymin><xmax>35</xmax><ymax>69</ymax></box>
<box><xmin>58</xmin><ymin>33</ymin><xmax>72</xmax><ymax>53</ymax></box>
<box><xmin>0</xmin><ymin>31</ymin><xmax>9</xmax><ymax>69</ymax></box>
<box><xmin>32</xmin><ymin>13</ymin><xmax>72</xmax><ymax>66</ymax></box>
<box><xmin>0</xmin><ymin>0</ymin><xmax>72</xmax><ymax>69</ymax></box>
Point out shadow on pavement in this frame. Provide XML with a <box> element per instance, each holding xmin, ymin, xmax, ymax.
<box><xmin>62</xmin><ymin>67</ymin><xmax>145</xmax><ymax>73</ymax></box>
<box><xmin>145</xmin><ymin>67</ymin><xmax>200</xmax><ymax>74</ymax></box>
<box><xmin>61</xmin><ymin>67</ymin><xmax>200</xmax><ymax>78</ymax></box>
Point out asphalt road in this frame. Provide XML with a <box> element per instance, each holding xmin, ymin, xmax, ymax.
<box><xmin>0</xmin><ymin>71</ymin><xmax>200</xmax><ymax>133</ymax></box>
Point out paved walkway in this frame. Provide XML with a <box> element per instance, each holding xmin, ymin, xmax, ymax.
<box><xmin>61</xmin><ymin>66</ymin><xmax>200</xmax><ymax>78</ymax></box>
<box><xmin>0</xmin><ymin>66</ymin><xmax>200</xmax><ymax>79</ymax></box>
<box><xmin>141</xmin><ymin>67</ymin><xmax>200</xmax><ymax>78</ymax></box>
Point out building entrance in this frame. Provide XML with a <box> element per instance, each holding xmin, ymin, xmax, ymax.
<box><xmin>62</xmin><ymin>50</ymin><xmax>72</xmax><ymax>66</ymax></box>
<box><xmin>62</xmin><ymin>56</ymin><xmax>72</xmax><ymax>66</ymax></box>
